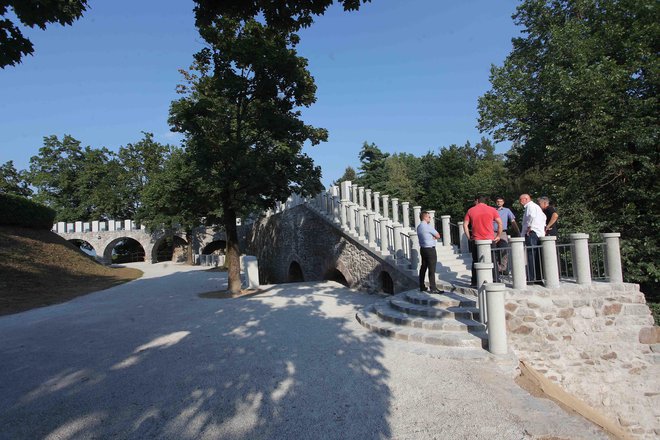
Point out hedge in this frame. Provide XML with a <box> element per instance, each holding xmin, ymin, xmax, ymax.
<box><xmin>0</xmin><ymin>193</ymin><xmax>56</xmax><ymax>230</ymax></box>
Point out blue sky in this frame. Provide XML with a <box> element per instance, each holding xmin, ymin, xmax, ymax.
<box><xmin>0</xmin><ymin>0</ymin><xmax>520</xmax><ymax>186</ymax></box>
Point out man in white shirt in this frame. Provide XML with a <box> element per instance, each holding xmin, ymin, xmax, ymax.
<box><xmin>519</xmin><ymin>194</ymin><xmax>546</xmax><ymax>283</ymax></box>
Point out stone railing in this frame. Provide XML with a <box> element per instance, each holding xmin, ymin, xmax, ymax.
<box><xmin>52</xmin><ymin>219</ymin><xmax>144</xmax><ymax>234</ymax></box>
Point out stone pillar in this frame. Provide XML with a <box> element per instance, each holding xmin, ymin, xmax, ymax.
<box><xmin>476</xmin><ymin>240</ymin><xmax>493</xmax><ymax>264</ymax></box>
<box><xmin>242</xmin><ymin>256</ymin><xmax>260</xmax><ymax>289</ymax></box>
<box><xmin>358</xmin><ymin>187</ymin><xmax>365</xmax><ymax>207</ymax></box>
<box><xmin>373</xmin><ymin>192</ymin><xmax>380</xmax><ymax>216</ymax></box>
<box><xmin>365</xmin><ymin>189</ymin><xmax>372</xmax><ymax>211</ymax></box>
<box><xmin>413</xmin><ymin>206</ymin><xmax>421</xmax><ymax>229</ymax></box>
<box><xmin>474</xmin><ymin>262</ymin><xmax>494</xmax><ymax>325</ymax></box>
<box><xmin>108</xmin><ymin>219</ymin><xmax>116</xmax><ymax>231</ymax></box>
<box><xmin>391</xmin><ymin>198</ymin><xmax>399</xmax><ymax>224</ymax></box>
<box><xmin>382</xmin><ymin>195</ymin><xmax>389</xmax><ymax>219</ymax></box>
<box><xmin>341</xmin><ymin>181</ymin><xmax>351</xmax><ymax>201</ymax></box>
<box><xmin>602</xmin><ymin>232</ymin><xmax>623</xmax><ymax>283</ymax></box>
<box><xmin>570</xmin><ymin>233</ymin><xmax>592</xmax><ymax>284</ymax></box>
<box><xmin>92</xmin><ymin>221</ymin><xmax>99</xmax><ymax>232</ymax></box>
<box><xmin>333</xmin><ymin>196</ymin><xmax>341</xmax><ymax>224</ymax></box>
<box><xmin>441</xmin><ymin>215</ymin><xmax>451</xmax><ymax>247</ymax></box>
<box><xmin>540</xmin><ymin>236</ymin><xmax>560</xmax><ymax>288</ymax></box>
<box><xmin>410</xmin><ymin>233</ymin><xmax>421</xmax><ymax>272</ymax></box>
<box><xmin>380</xmin><ymin>218</ymin><xmax>389</xmax><ymax>255</ymax></box>
<box><xmin>485</xmin><ymin>283</ymin><xmax>507</xmax><ymax>355</ymax></box>
<box><xmin>74</xmin><ymin>221</ymin><xmax>82</xmax><ymax>232</ymax></box>
<box><xmin>357</xmin><ymin>207</ymin><xmax>366</xmax><ymax>241</ymax></box>
<box><xmin>347</xmin><ymin>203</ymin><xmax>356</xmax><ymax>235</ymax></box>
<box><xmin>351</xmin><ymin>184</ymin><xmax>358</xmax><ymax>204</ymax></box>
<box><xmin>402</xmin><ymin>202</ymin><xmax>410</xmax><ymax>230</ymax></box>
<box><xmin>124</xmin><ymin>219</ymin><xmax>132</xmax><ymax>231</ymax></box>
<box><xmin>509</xmin><ymin>237</ymin><xmax>527</xmax><ymax>289</ymax></box>
<box><xmin>340</xmin><ymin>200</ymin><xmax>348</xmax><ymax>230</ymax></box>
<box><xmin>458</xmin><ymin>221</ymin><xmax>468</xmax><ymax>254</ymax></box>
<box><xmin>393</xmin><ymin>223</ymin><xmax>404</xmax><ymax>261</ymax></box>
<box><xmin>367</xmin><ymin>212</ymin><xmax>376</xmax><ymax>248</ymax></box>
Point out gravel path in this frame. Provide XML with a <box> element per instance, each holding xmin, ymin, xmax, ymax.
<box><xmin>0</xmin><ymin>262</ymin><xmax>607</xmax><ymax>440</ymax></box>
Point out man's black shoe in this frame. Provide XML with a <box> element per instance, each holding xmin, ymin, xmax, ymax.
<box><xmin>430</xmin><ymin>288</ymin><xmax>442</xmax><ymax>294</ymax></box>
<box><xmin>419</xmin><ymin>287</ymin><xmax>428</xmax><ymax>292</ymax></box>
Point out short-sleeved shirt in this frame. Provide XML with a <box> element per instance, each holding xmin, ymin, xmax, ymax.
<box><xmin>543</xmin><ymin>206</ymin><xmax>558</xmax><ymax>236</ymax></box>
<box><xmin>417</xmin><ymin>221</ymin><xmax>439</xmax><ymax>248</ymax></box>
<box><xmin>494</xmin><ymin>207</ymin><xmax>515</xmax><ymax>232</ymax></box>
<box><xmin>465</xmin><ymin>203</ymin><xmax>500</xmax><ymax>240</ymax></box>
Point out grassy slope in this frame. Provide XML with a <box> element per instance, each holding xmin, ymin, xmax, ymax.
<box><xmin>0</xmin><ymin>226</ymin><xmax>142</xmax><ymax>316</ymax></box>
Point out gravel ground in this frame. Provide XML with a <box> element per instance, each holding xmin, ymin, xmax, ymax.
<box><xmin>0</xmin><ymin>262</ymin><xmax>608</xmax><ymax>440</ymax></box>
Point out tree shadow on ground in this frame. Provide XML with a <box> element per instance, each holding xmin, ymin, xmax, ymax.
<box><xmin>0</xmin><ymin>270</ymin><xmax>391</xmax><ymax>439</ymax></box>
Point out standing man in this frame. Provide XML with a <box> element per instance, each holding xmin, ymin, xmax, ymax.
<box><xmin>417</xmin><ymin>211</ymin><xmax>440</xmax><ymax>293</ymax></box>
<box><xmin>463</xmin><ymin>195</ymin><xmax>503</xmax><ymax>287</ymax></box>
<box><xmin>520</xmin><ymin>194</ymin><xmax>546</xmax><ymax>283</ymax></box>
<box><xmin>493</xmin><ymin>196</ymin><xmax>520</xmax><ymax>273</ymax></box>
<box><xmin>538</xmin><ymin>196</ymin><xmax>559</xmax><ymax>237</ymax></box>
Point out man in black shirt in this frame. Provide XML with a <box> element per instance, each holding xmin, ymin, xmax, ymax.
<box><xmin>538</xmin><ymin>196</ymin><xmax>558</xmax><ymax>236</ymax></box>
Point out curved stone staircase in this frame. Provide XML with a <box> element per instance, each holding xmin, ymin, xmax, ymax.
<box><xmin>356</xmin><ymin>289</ymin><xmax>488</xmax><ymax>350</ymax></box>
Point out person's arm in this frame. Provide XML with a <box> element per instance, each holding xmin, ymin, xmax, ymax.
<box><xmin>494</xmin><ymin>217</ymin><xmax>503</xmax><ymax>242</ymax></box>
<box><xmin>510</xmin><ymin>219</ymin><xmax>521</xmax><ymax>236</ymax></box>
<box><xmin>546</xmin><ymin>211</ymin><xmax>559</xmax><ymax>232</ymax></box>
<box><xmin>463</xmin><ymin>215</ymin><xmax>471</xmax><ymax>240</ymax></box>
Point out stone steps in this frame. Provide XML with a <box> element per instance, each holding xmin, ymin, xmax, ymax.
<box><xmin>356</xmin><ymin>290</ymin><xmax>488</xmax><ymax>350</ymax></box>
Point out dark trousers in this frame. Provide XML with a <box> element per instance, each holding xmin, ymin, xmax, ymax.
<box><xmin>470</xmin><ymin>239</ymin><xmax>479</xmax><ymax>286</ymax></box>
<box><xmin>525</xmin><ymin>231</ymin><xmax>542</xmax><ymax>282</ymax></box>
<box><xmin>419</xmin><ymin>247</ymin><xmax>437</xmax><ymax>290</ymax></box>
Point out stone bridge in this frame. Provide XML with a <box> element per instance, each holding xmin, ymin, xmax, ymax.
<box><xmin>53</xmin><ymin>220</ymin><xmax>227</xmax><ymax>263</ymax></box>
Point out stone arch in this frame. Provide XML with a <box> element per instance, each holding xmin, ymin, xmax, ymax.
<box><xmin>202</xmin><ymin>240</ymin><xmax>226</xmax><ymax>255</ymax></box>
<box><xmin>379</xmin><ymin>270</ymin><xmax>395</xmax><ymax>294</ymax></box>
<box><xmin>287</xmin><ymin>261</ymin><xmax>304</xmax><ymax>283</ymax></box>
<box><xmin>323</xmin><ymin>260</ymin><xmax>353</xmax><ymax>288</ymax></box>
<box><xmin>151</xmin><ymin>235</ymin><xmax>188</xmax><ymax>263</ymax></box>
<box><xmin>68</xmin><ymin>238</ymin><xmax>98</xmax><ymax>257</ymax></box>
<box><xmin>103</xmin><ymin>237</ymin><xmax>146</xmax><ymax>263</ymax></box>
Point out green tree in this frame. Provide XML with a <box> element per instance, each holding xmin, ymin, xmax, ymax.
<box><xmin>1</xmin><ymin>0</ymin><xmax>88</xmax><ymax>68</ymax></box>
<box><xmin>382</xmin><ymin>153</ymin><xmax>419</xmax><ymax>202</ymax></box>
<box><xmin>333</xmin><ymin>166</ymin><xmax>358</xmax><ymax>186</ymax></box>
<box><xmin>478</xmin><ymin>0</ymin><xmax>659</xmax><ymax>292</ymax></box>
<box><xmin>137</xmin><ymin>148</ymin><xmax>215</xmax><ymax>264</ymax></box>
<box><xmin>357</xmin><ymin>141</ymin><xmax>389</xmax><ymax>191</ymax></box>
<box><xmin>0</xmin><ymin>160</ymin><xmax>32</xmax><ymax>197</ymax></box>
<box><xmin>170</xmin><ymin>15</ymin><xmax>327</xmax><ymax>293</ymax></box>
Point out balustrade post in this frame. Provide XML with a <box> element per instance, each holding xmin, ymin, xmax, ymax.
<box><xmin>347</xmin><ymin>203</ymin><xmax>357</xmax><ymax>235</ymax></box>
<box><xmin>391</xmin><ymin>198</ymin><xmax>399</xmax><ymax>224</ymax></box>
<box><xmin>410</xmin><ymin>233</ymin><xmax>421</xmax><ymax>272</ymax></box>
<box><xmin>380</xmin><ymin>218</ymin><xmax>389</xmax><ymax>255</ymax></box>
<box><xmin>458</xmin><ymin>221</ymin><xmax>468</xmax><ymax>253</ymax></box>
<box><xmin>602</xmin><ymin>232</ymin><xmax>623</xmax><ymax>283</ymax></box>
<box><xmin>441</xmin><ymin>215</ymin><xmax>451</xmax><ymax>247</ymax></box>
<box><xmin>365</xmin><ymin>189</ymin><xmax>372</xmax><ymax>211</ymax></box>
<box><xmin>485</xmin><ymin>283</ymin><xmax>508</xmax><ymax>355</ymax></box>
<box><xmin>358</xmin><ymin>207</ymin><xmax>366</xmax><ymax>241</ymax></box>
<box><xmin>402</xmin><ymin>202</ymin><xmax>410</xmax><ymax>230</ymax></box>
<box><xmin>382</xmin><ymin>195</ymin><xmax>389</xmax><ymax>219</ymax></box>
<box><xmin>373</xmin><ymin>192</ymin><xmax>381</xmax><ymax>216</ymax></box>
<box><xmin>341</xmin><ymin>181</ymin><xmax>351</xmax><ymax>201</ymax></box>
<box><xmin>540</xmin><ymin>236</ymin><xmax>560</xmax><ymax>288</ymax></box>
<box><xmin>413</xmin><ymin>206</ymin><xmax>421</xmax><ymax>229</ymax></box>
<box><xmin>333</xmin><ymin>196</ymin><xmax>341</xmax><ymax>224</ymax></box>
<box><xmin>393</xmin><ymin>223</ymin><xmax>404</xmax><ymax>262</ymax></box>
<box><xmin>358</xmin><ymin>187</ymin><xmax>365</xmax><ymax>207</ymax></box>
<box><xmin>340</xmin><ymin>200</ymin><xmax>348</xmax><ymax>230</ymax></box>
<box><xmin>476</xmin><ymin>239</ymin><xmax>493</xmax><ymax>263</ymax></box>
<box><xmin>367</xmin><ymin>212</ymin><xmax>376</xmax><ymax>248</ymax></box>
<box><xmin>474</xmin><ymin>262</ymin><xmax>493</xmax><ymax>325</ymax></box>
<box><xmin>508</xmin><ymin>237</ymin><xmax>527</xmax><ymax>289</ymax></box>
<box><xmin>351</xmin><ymin>184</ymin><xmax>358</xmax><ymax>204</ymax></box>
<box><xmin>570</xmin><ymin>233</ymin><xmax>592</xmax><ymax>284</ymax></box>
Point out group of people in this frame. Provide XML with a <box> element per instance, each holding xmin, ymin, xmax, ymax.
<box><xmin>415</xmin><ymin>194</ymin><xmax>559</xmax><ymax>292</ymax></box>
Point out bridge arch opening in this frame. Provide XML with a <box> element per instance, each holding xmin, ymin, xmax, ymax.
<box><xmin>287</xmin><ymin>261</ymin><xmax>304</xmax><ymax>283</ymax></box>
<box><xmin>104</xmin><ymin>238</ymin><xmax>145</xmax><ymax>263</ymax></box>
<box><xmin>154</xmin><ymin>235</ymin><xmax>188</xmax><ymax>263</ymax></box>
<box><xmin>324</xmin><ymin>268</ymin><xmax>349</xmax><ymax>287</ymax></box>
<box><xmin>379</xmin><ymin>271</ymin><xmax>394</xmax><ymax>295</ymax></box>
<box><xmin>202</xmin><ymin>240</ymin><xmax>226</xmax><ymax>255</ymax></box>
<box><xmin>68</xmin><ymin>239</ymin><xmax>97</xmax><ymax>258</ymax></box>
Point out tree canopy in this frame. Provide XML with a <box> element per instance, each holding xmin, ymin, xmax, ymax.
<box><xmin>0</xmin><ymin>0</ymin><xmax>88</xmax><ymax>68</ymax></box>
<box><xmin>0</xmin><ymin>160</ymin><xmax>32</xmax><ymax>197</ymax></box>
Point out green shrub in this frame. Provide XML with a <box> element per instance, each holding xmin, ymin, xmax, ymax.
<box><xmin>0</xmin><ymin>193</ymin><xmax>56</xmax><ymax>230</ymax></box>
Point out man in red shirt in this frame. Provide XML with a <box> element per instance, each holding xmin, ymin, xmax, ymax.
<box><xmin>463</xmin><ymin>194</ymin><xmax>502</xmax><ymax>287</ymax></box>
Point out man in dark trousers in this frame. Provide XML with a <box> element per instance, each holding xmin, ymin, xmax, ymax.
<box><xmin>538</xmin><ymin>196</ymin><xmax>559</xmax><ymax>237</ymax></box>
<box><xmin>463</xmin><ymin>195</ymin><xmax>502</xmax><ymax>287</ymax></box>
<box><xmin>416</xmin><ymin>211</ymin><xmax>440</xmax><ymax>292</ymax></box>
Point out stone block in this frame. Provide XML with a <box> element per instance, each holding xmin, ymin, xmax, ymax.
<box><xmin>515</xmin><ymin>307</ymin><xmax>536</xmax><ymax>317</ymax></box>
<box><xmin>505</xmin><ymin>302</ymin><xmax>518</xmax><ymax>313</ymax></box>
<box><xmin>603</xmin><ymin>303</ymin><xmax>622</xmax><ymax>315</ymax></box>
<box><xmin>572</xmin><ymin>299</ymin><xmax>589</xmax><ymax>308</ymax></box>
<box><xmin>558</xmin><ymin>308</ymin><xmax>575</xmax><ymax>319</ymax></box>
<box><xmin>552</xmin><ymin>298</ymin><xmax>570</xmax><ymax>307</ymax></box>
<box><xmin>622</xmin><ymin>304</ymin><xmax>651</xmax><ymax>316</ymax></box>
<box><xmin>651</xmin><ymin>344</ymin><xmax>660</xmax><ymax>353</ymax></box>
<box><xmin>639</xmin><ymin>327</ymin><xmax>657</xmax><ymax>344</ymax></box>
<box><xmin>512</xmin><ymin>325</ymin><xmax>533</xmax><ymax>335</ymax></box>
<box><xmin>600</xmin><ymin>352</ymin><xmax>617</xmax><ymax>360</ymax></box>
<box><xmin>579</xmin><ymin>307</ymin><xmax>596</xmax><ymax>319</ymax></box>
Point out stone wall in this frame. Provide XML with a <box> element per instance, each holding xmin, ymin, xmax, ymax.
<box><xmin>504</xmin><ymin>282</ymin><xmax>659</xmax><ymax>439</ymax></box>
<box><xmin>246</xmin><ymin>204</ymin><xmax>417</xmax><ymax>293</ymax></box>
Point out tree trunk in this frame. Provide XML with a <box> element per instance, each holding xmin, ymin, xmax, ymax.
<box><xmin>224</xmin><ymin>208</ymin><xmax>242</xmax><ymax>294</ymax></box>
<box><xmin>186</xmin><ymin>229</ymin><xmax>193</xmax><ymax>265</ymax></box>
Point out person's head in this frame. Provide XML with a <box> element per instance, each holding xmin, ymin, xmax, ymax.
<box><xmin>519</xmin><ymin>193</ymin><xmax>531</xmax><ymax>206</ymax></box>
<box><xmin>495</xmin><ymin>196</ymin><xmax>505</xmax><ymax>207</ymax></box>
<box><xmin>420</xmin><ymin>211</ymin><xmax>431</xmax><ymax>223</ymax></box>
<box><xmin>537</xmin><ymin>196</ymin><xmax>550</xmax><ymax>209</ymax></box>
<box><xmin>473</xmin><ymin>194</ymin><xmax>487</xmax><ymax>205</ymax></box>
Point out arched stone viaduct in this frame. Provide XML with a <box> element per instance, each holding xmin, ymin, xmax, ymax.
<box><xmin>246</xmin><ymin>204</ymin><xmax>417</xmax><ymax>293</ymax></box>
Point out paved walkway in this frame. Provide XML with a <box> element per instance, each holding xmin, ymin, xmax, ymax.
<box><xmin>0</xmin><ymin>263</ymin><xmax>607</xmax><ymax>440</ymax></box>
